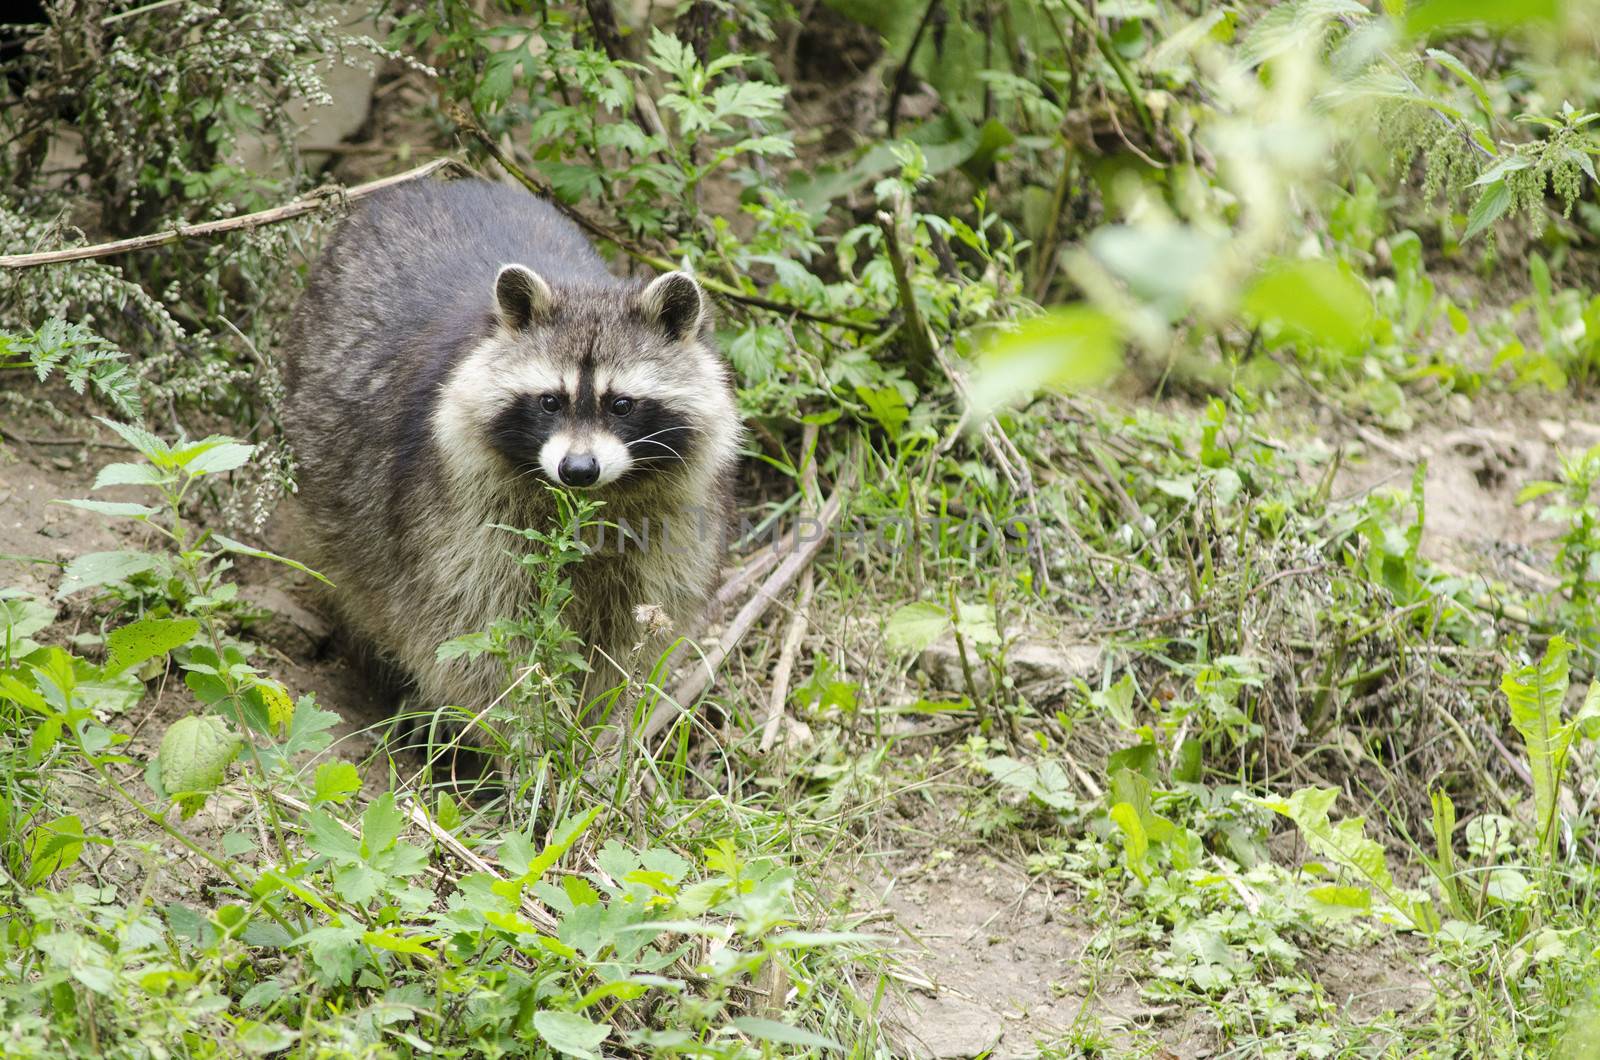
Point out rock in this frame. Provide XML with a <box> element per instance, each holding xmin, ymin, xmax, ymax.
<box><xmin>902</xmin><ymin>996</ymin><xmax>1004</xmax><ymax>1059</ymax></box>
<box><xmin>918</xmin><ymin>639</ymin><xmax>1101</xmax><ymax>696</ymax></box>
<box><xmin>240</xmin><ymin>586</ymin><xmax>331</xmax><ymax>656</ymax></box>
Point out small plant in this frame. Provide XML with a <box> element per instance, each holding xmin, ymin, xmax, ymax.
<box><xmin>1519</xmin><ymin>446</ymin><xmax>1600</xmax><ymax>639</ymax></box>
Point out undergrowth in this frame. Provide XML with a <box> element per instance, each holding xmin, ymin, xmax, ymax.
<box><xmin>4</xmin><ymin>0</ymin><xmax>1600</xmax><ymax>1056</ymax></box>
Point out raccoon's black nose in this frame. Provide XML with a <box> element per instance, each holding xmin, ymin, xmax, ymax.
<box><xmin>558</xmin><ymin>453</ymin><xmax>600</xmax><ymax>487</ymax></box>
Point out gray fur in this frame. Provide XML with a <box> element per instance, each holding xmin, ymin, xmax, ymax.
<box><xmin>282</xmin><ymin>178</ymin><xmax>739</xmax><ymax>712</ymax></box>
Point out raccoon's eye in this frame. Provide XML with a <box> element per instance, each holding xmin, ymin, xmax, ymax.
<box><xmin>609</xmin><ymin>397</ymin><xmax>635</xmax><ymax>417</ymax></box>
<box><xmin>539</xmin><ymin>394</ymin><xmax>563</xmax><ymax>413</ymax></box>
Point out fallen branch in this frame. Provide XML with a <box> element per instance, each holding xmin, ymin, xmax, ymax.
<box><xmin>0</xmin><ymin>157</ymin><xmax>468</xmax><ymax>270</ymax></box>
<box><xmin>450</xmin><ymin>105</ymin><xmax>883</xmax><ymax>335</ymax></box>
<box><xmin>634</xmin><ymin>475</ymin><xmax>850</xmax><ymax>749</ymax></box>
<box><xmin>712</xmin><ymin>544</ymin><xmax>782</xmax><ymax>610</ymax></box>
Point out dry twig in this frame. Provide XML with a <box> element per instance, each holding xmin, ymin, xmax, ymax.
<box><xmin>0</xmin><ymin>158</ymin><xmax>468</xmax><ymax>270</ymax></box>
<box><xmin>759</xmin><ymin>422</ymin><xmax>820</xmax><ymax>752</ymax></box>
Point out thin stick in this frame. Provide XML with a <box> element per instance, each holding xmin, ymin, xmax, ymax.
<box><xmin>450</xmin><ymin>105</ymin><xmax>884</xmax><ymax>335</ymax></box>
<box><xmin>712</xmin><ymin>545</ymin><xmax>782</xmax><ymax>609</ymax></box>
<box><xmin>635</xmin><ymin>478</ymin><xmax>850</xmax><ymax>748</ymax></box>
<box><xmin>760</xmin><ymin>570</ymin><xmax>813</xmax><ymax>752</ymax></box>
<box><xmin>759</xmin><ymin>423</ymin><xmax>820</xmax><ymax>752</ymax></box>
<box><xmin>877</xmin><ymin>209</ymin><xmax>937</xmax><ymax>370</ymax></box>
<box><xmin>0</xmin><ymin>158</ymin><xmax>467</xmax><ymax>270</ymax></box>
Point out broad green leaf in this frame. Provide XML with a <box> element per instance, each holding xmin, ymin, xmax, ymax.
<box><xmin>360</xmin><ymin>793</ymin><xmax>405</xmax><ymax>855</ymax></box>
<box><xmin>1109</xmin><ymin>802</ymin><xmax>1150</xmax><ymax>881</ymax></box>
<box><xmin>26</xmin><ymin>814</ymin><xmax>96</xmax><ymax>885</ymax></box>
<box><xmin>312</xmin><ymin>761</ymin><xmax>362</xmax><ymax>805</ymax></box>
<box><xmin>57</xmin><ymin>549</ymin><xmax>161</xmax><ymax>597</ymax></box>
<box><xmin>981</xmin><ymin>755</ymin><xmax>1075</xmax><ymax>811</ymax></box>
<box><xmin>1486</xmin><ymin>867</ymin><xmax>1533</xmax><ymax>905</ymax></box>
<box><xmin>968</xmin><ymin>306</ymin><xmax>1122</xmax><ymax>418</ymax></box>
<box><xmin>95</xmin><ymin>415</ymin><xmax>170</xmax><ymax>464</ymax></box>
<box><xmin>104</xmin><ymin>617</ymin><xmax>199</xmax><ymax>676</ymax></box>
<box><xmin>1308</xmin><ymin>884</ymin><xmax>1371</xmax><ymax>910</ymax></box>
<box><xmin>1250</xmin><ymin>787</ymin><xmax>1418</xmax><ymax>927</ymax></box>
<box><xmin>954</xmin><ymin>602</ymin><xmax>1000</xmax><ymax>647</ymax></box>
<box><xmin>884</xmin><ymin>602</ymin><xmax>950</xmax><ymax>654</ymax></box>
<box><xmin>533</xmin><ymin>1010</ymin><xmax>609</xmax><ymax>1058</ymax></box>
<box><xmin>234</xmin><ymin>1021</ymin><xmax>298</xmax><ymax>1056</ymax></box>
<box><xmin>1242</xmin><ymin>258</ymin><xmax>1374</xmax><ymax>353</ymax></box>
<box><xmin>361</xmin><ymin>928</ymin><xmax>439</xmax><ymax>956</ymax></box>
<box><xmin>1406</xmin><ymin>0</ymin><xmax>1560</xmax><ymax>35</ymax></box>
<box><xmin>158</xmin><ymin>714</ymin><xmax>242</xmax><ymax>818</ymax></box>
<box><xmin>1462</xmin><ymin>179</ymin><xmax>1512</xmax><ymax>241</ymax></box>
<box><xmin>250</xmin><ymin>679</ymin><xmax>294</xmax><ymax>735</ymax></box>
<box><xmin>58</xmin><ymin>498</ymin><xmax>158</xmax><ymax>520</ymax></box>
<box><xmin>92</xmin><ymin>462</ymin><xmax>166</xmax><ymax>489</ymax></box>
<box><xmin>1502</xmin><ymin>637</ymin><xmax>1590</xmax><ymax>859</ymax></box>
<box><xmin>177</xmin><ymin>439</ymin><xmax>255</xmax><ymax>476</ymax></box>
<box><xmin>1</xmin><ymin>595</ymin><xmax>56</xmax><ymax>657</ymax></box>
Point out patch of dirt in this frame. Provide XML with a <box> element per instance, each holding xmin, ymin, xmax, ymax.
<box><xmin>1329</xmin><ymin>390</ymin><xmax>1600</xmax><ymax>590</ymax></box>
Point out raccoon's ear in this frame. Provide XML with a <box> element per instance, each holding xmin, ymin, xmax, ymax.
<box><xmin>495</xmin><ymin>264</ymin><xmax>554</xmax><ymax>331</ymax></box>
<box><xmin>639</xmin><ymin>271</ymin><xmax>706</xmax><ymax>341</ymax></box>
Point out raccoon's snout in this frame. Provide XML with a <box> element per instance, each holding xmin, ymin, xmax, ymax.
<box><xmin>558</xmin><ymin>453</ymin><xmax>600</xmax><ymax>487</ymax></box>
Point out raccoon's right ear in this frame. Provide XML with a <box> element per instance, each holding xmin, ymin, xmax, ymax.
<box><xmin>494</xmin><ymin>264</ymin><xmax>555</xmax><ymax>331</ymax></box>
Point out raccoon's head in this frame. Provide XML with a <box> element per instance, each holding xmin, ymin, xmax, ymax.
<box><xmin>435</xmin><ymin>264</ymin><xmax>738</xmax><ymax>495</ymax></box>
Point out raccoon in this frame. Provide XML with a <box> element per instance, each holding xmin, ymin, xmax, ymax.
<box><xmin>282</xmin><ymin>178</ymin><xmax>740</xmax><ymax>717</ymax></box>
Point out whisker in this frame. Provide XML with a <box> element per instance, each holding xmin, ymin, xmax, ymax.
<box><xmin>630</xmin><ymin>438</ymin><xmax>686</xmax><ymax>461</ymax></box>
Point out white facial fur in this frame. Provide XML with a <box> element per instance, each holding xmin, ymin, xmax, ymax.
<box><xmin>538</xmin><ymin>430</ymin><xmax>634</xmax><ymax>488</ymax></box>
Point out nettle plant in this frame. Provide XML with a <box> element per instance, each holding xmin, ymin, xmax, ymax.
<box><xmin>0</xmin><ymin>427</ymin><xmax>871</xmax><ymax>1056</ymax></box>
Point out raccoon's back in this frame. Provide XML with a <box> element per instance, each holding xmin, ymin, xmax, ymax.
<box><xmin>284</xmin><ymin>179</ymin><xmax>613</xmax><ymax>394</ymax></box>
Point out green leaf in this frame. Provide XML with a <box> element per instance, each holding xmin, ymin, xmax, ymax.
<box><xmin>104</xmin><ymin>617</ymin><xmax>199</xmax><ymax>676</ymax></box>
<box><xmin>533</xmin><ymin>1010</ymin><xmax>609</xmax><ymax>1058</ymax></box>
<box><xmin>732</xmin><ymin>1017</ymin><xmax>844</xmax><ymax>1051</ymax></box>
<box><xmin>525</xmin><ymin>807</ymin><xmax>603</xmax><ymax>882</ymax></box>
<box><xmin>312</xmin><ymin>761</ymin><xmax>362</xmax><ymax>805</ymax></box>
<box><xmin>1307</xmin><ymin>884</ymin><xmax>1372</xmax><ymax>910</ymax></box>
<box><xmin>57</xmin><ymin>499</ymin><xmax>159</xmax><ymax>520</ymax></box>
<box><xmin>176</xmin><ymin>439</ymin><xmax>255</xmax><ymax>476</ymax></box>
<box><xmin>968</xmin><ymin>306</ymin><xmax>1122</xmax><ymax>418</ymax></box>
<box><xmin>1250</xmin><ymin>787</ymin><xmax>1419</xmax><ymax>927</ymax></box>
<box><xmin>92</xmin><ymin>462</ymin><xmax>166</xmax><ymax>490</ymax></box>
<box><xmin>1426</xmin><ymin>48</ymin><xmax>1493</xmax><ymax>122</ymax></box>
<box><xmin>94</xmin><ymin>416</ymin><xmax>171</xmax><ymax>465</ymax></box>
<box><xmin>1242</xmin><ymin>258</ymin><xmax>1374</xmax><ymax>353</ymax></box>
<box><xmin>57</xmin><ymin>550</ymin><xmax>161</xmax><ymax>598</ymax></box>
<box><xmin>1462</xmin><ymin>179</ymin><xmax>1512</xmax><ymax>241</ymax></box>
<box><xmin>360</xmin><ymin>793</ymin><xmax>405</xmax><ymax>856</ymax></box>
<box><xmin>954</xmin><ymin>602</ymin><xmax>1000</xmax><ymax>647</ymax></box>
<box><xmin>211</xmin><ymin>534</ymin><xmax>333</xmax><ymax>586</ymax></box>
<box><xmin>1406</xmin><ymin>0</ymin><xmax>1560</xmax><ymax>35</ymax></box>
<box><xmin>234</xmin><ymin>1021</ymin><xmax>298</xmax><ymax>1056</ymax></box>
<box><xmin>158</xmin><ymin>715</ymin><xmax>242</xmax><ymax>818</ymax></box>
<box><xmin>884</xmin><ymin>602</ymin><xmax>950</xmax><ymax>654</ymax></box>
<box><xmin>1109</xmin><ymin>802</ymin><xmax>1150</xmax><ymax>881</ymax></box>
<box><xmin>26</xmin><ymin>814</ymin><xmax>94</xmax><ymax>885</ymax></box>
<box><xmin>1502</xmin><ymin>637</ymin><xmax>1586</xmax><ymax>859</ymax></box>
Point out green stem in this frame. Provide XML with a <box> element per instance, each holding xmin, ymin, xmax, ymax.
<box><xmin>1054</xmin><ymin>0</ymin><xmax>1157</xmax><ymax>142</ymax></box>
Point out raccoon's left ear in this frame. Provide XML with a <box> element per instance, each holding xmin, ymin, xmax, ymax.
<box><xmin>639</xmin><ymin>271</ymin><xmax>706</xmax><ymax>341</ymax></box>
<box><xmin>495</xmin><ymin>264</ymin><xmax>554</xmax><ymax>331</ymax></box>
